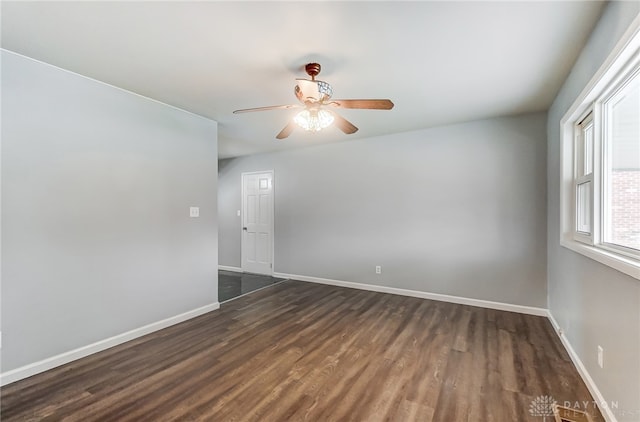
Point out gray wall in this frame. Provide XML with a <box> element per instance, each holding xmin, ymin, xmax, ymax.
<box><xmin>219</xmin><ymin>113</ymin><xmax>547</xmax><ymax>307</ymax></box>
<box><xmin>547</xmin><ymin>3</ymin><xmax>640</xmax><ymax>420</ymax></box>
<box><xmin>1</xmin><ymin>51</ymin><xmax>219</xmax><ymax>372</ymax></box>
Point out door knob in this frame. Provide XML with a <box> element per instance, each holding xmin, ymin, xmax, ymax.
<box><xmin>243</xmin><ymin>227</ymin><xmax>247</xmax><ymax>231</ymax></box>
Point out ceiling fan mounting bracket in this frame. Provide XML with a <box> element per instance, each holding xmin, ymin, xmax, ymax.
<box><xmin>305</xmin><ymin>63</ymin><xmax>321</xmax><ymax>80</ymax></box>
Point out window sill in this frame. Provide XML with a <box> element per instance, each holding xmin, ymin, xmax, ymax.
<box><xmin>560</xmin><ymin>238</ymin><xmax>640</xmax><ymax>280</ymax></box>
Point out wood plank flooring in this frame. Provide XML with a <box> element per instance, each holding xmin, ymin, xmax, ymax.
<box><xmin>218</xmin><ymin>270</ymin><xmax>286</xmax><ymax>303</ymax></box>
<box><xmin>1</xmin><ymin>280</ymin><xmax>603</xmax><ymax>421</ymax></box>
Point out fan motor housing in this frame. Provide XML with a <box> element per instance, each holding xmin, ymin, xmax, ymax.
<box><xmin>305</xmin><ymin>63</ymin><xmax>321</xmax><ymax>79</ymax></box>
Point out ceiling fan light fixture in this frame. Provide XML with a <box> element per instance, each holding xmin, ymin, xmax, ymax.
<box><xmin>233</xmin><ymin>62</ymin><xmax>393</xmax><ymax>139</ymax></box>
<box><xmin>294</xmin><ymin>109</ymin><xmax>334</xmax><ymax>132</ymax></box>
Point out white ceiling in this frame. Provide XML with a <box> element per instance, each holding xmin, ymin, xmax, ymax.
<box><xmin>2</xmin><ymin>1</ymin><xmax>605</xmax><ymax>159</ymax></box>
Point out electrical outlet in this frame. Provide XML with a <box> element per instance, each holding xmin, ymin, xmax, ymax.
<box><xmin>375</xmin><ymin>266</ymin><xmax>381</xmax><ymax>274</ymax></box>
<box><xmin>597</xmin><ymin>345</ymin><xmax>604</xmax><ymax>368</ymax></box>
<box><xmin>190</xmin><ymin>207</ymin><xmax>199</xmax><ymax>218</ymax></box>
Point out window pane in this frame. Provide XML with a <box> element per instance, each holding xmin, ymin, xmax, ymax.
<box><xmin>577</xmin><ymin>181</ymin><xmax>591</xmax><ymax>234</ymax></box>
<box><xmin>584</xmin><ymin>124</ymin><xmax>593</xmax><ymax>175</ymax></box>
<box><xmin>604</xmin><ymin>71</ymin><xmax>640</xmax><ymax>251</ymax></box>
<box><xmin>576</xmin><ymin>115</ymin><xmax>593</xmax><ymax>178</ymax></box>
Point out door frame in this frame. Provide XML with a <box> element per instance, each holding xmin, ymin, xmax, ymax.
<box><xmin>240</xmin><ymin>170</ymin><xmax>275</xmax><ymax>275</ymax></box>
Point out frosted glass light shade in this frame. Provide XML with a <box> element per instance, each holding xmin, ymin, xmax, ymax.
<box><xmin>294</xmin><ymin>109</ymin><xmax>334</xmax><ymax>132</ymax></box>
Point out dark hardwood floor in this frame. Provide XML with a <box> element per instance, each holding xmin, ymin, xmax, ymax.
<box><xmin>1</xmin><ymin>280</ymin><xmax>603</xmax><ymax>421</ymax></box>
<box><xmin>218</xmin><ymin>270</ymin><xmax>286</xmax><ymax>303</ymax></box>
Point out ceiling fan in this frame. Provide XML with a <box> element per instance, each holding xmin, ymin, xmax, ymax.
<box><xmin>233</xmin><ymin>63</ymin><xmax>394</xmax><ymax>139</ymax></box>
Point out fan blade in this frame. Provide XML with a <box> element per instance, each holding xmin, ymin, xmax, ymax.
<box><xmin>329</xmin><ymin>111</ymin><xmax>358</xmax><ymax>135</ymax></box>
<box><xmin>328</xmin><ymin>99</ymin><xmax>394</xmax><ymax>110</ymax></box>
<box><xmin>276</xmin><ymin>120</ymin><xmax>297</xmax><ymax>139</ymax></box>
<box><xmin>233</xmin><ymin>104</ymin><xmax>299</xmax><ymax>114</ymax></box>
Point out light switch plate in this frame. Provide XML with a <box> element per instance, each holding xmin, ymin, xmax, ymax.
<box><xmin>190</xmin><ymin>207</ymin><xmax>200</xmax><ymax>218</ymax></box>
<box><xmin>597</xmin><ymin>345</ymin><xmax>604</xmax><ymax>368</ymax></box>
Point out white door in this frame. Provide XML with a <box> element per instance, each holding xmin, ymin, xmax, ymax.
<box><xmin>241</xmin><ymin>171</ymin><xmax>274</xmax><ymax>275</ymax></box>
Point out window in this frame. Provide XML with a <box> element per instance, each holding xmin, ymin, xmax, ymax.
<box><xmin>602</xmin><ymin>71</ymin><xmax>639</xmax><ymax>253</ymax></box>
<box><xmin>574</xmin><ymin>112</ymin><xmax>594</xmax><ymax>239</ymax></box>
<box><xmin>573</xmin><ymin>70</ymin><xmax>640</xmax><ymax>256</ymax></box>
<box><xmin>561</xmin><ymin>19</ymin><xmax>640</xmax><ymax>279</ymax></box>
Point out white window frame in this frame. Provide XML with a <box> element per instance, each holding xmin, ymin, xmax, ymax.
<box><xmin>599</xmin><ymin>66</ymin><xmax>640</xmax><ymax>260</ymax></box>
<box><xmin>573</xmin><ymin>110</ymin><xmax>594</xmax><ymax>244</ymax></box>
<box><xmin>560</xmin><ymin>15</ymin><xmax>640</xmax><ymax>280</ymax></box>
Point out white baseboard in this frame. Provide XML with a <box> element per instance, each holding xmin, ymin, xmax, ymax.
<box><xmin>546</xmin><ymin>311</ymin><xmax>618</xmax><ymax>422</ymax></box>
<box><xmin>219</xmin><ymin>265</ymin><xmax>243</xmax><ymax>273</ymax></box>
<box><xmin>273</xmin><ymin>272</ymin><xmax>548</xmax><ymax>316</ymax></box>
<box><xmin>0</xmin><ymin>302</ymin><xmax>220</xmax><ymax>387</ymax></box>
